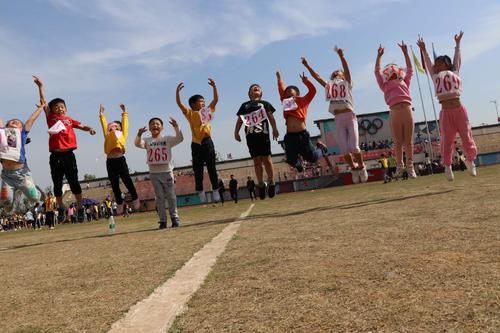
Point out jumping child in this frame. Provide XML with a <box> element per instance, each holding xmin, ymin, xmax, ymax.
<box><xmin>302</xmin><ymin>46</ymin><xmax>368</xmax><ymax>183</ymax></box>
<box><xmin>176</xmin><ymin>79</ymin><xmax>220</xmax><ymax>203</ymax></box>
<box><xmin>417</xmin><ymin>31</ymin><xmax>477</xmax><ymax>181</ymax></box>
<box><xmin>374</xmin><ymin>42</ymin><xmax>417</xmax><ymax>179</ymax></box>
<box><xmin>276</xmin><ymin>67</ymin><xmax>320</xmax><ymax>172</ymax></box>
<box><xmin>0</xmin><ymin>103</ymin><xmax>45</xmax><ymax>212</ymax></box>
<box><xmin>234</xmin><ymin>84</ymin><xmax>279</xmax><ymax>199</ymax></box>
<box><xmin>33</xmin><ymin>75</ymin><xmax>96</xmax><ymax>221</ymax></box>
<box><xmin>135</xmin><ymin>117</ymin><xmax>183</xmax><ymax>229</ymax></box>
<box><xmin>99</xmin><ymin>103</ymin><xmax>140</xmax><ymax>214</ymax></box>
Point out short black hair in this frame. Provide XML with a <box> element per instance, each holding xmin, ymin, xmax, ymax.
<box><xmin>188</xmin><ymin>94</ymin><xmax>204</xmax><ymax>108</ymax></box>
<box><xmin>148</xmin><ymin>117</ymin><xmax>163</xmax><ymax>126</ymax></box>
<box><xmin>48</xmin><ymin>98</ymin><xmax>66</xmax><ymax>112</ymax></box>
<box><xmin>435</xmin><ymin>55</ymin><xmax>453</xmax><ymax>71</ymax></box>
<box><xmin>285</xmin><ymin>85</ymin><xmax>300</xmax><ymax>95</ymax></box>
<box><xmin>113</xmin><ymin>121</ymin><xmax>122</xmax><ymax>129</ymax></box>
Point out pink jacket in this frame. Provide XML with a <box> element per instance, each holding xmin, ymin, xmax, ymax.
<box><xmin>374</xmin><ymin>65</ymin><xmax>413</xmax><ymax>107</ymax></box>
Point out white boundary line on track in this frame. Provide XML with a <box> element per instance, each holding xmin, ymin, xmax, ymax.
<box><xmin>108</xmin><ymin>203</ymin><xmax>255</xmax><ymax>333</ymax></box>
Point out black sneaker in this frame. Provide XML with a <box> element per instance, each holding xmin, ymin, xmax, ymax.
<box><xmin>258</xmin><ymin>183</ymin><xmax>267</xmax><ymax>200</ymax></box>
<box><xmin>57</xmin><ymin>208</ymin><xmax>66</xmax><ymax>223</ymax></box>
<box><xmin>268</xmin><ymin>184</ymin><xmax>276</xmax><ymax>198</ymax></box>
<box><xmin>158</xmin><ymin>222</ymin><xmax>167</xmax><ymax>229</ymax></box>
<box><xmin>171</xmin><ymin>220</ymin><xmax>180</xmax><ymax>228</ymax></box>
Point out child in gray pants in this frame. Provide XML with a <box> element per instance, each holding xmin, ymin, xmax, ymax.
<box><xmin>135</xmin><ymin>117</ymin><xmax>183</xmax><ymax>229</ymax></box>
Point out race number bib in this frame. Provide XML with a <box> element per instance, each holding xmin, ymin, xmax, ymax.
<box><xmin>147</xmin><ymin>146</ymin><xmax>170</xmax><ymax>165</ymax></box>
<box><xmin>325</xmin><ymin>80</ymin><xmax>349</xmax><ymax>102</ymax></box>
<box><xmin>282</xmin><ymin>97</ymin><xmax>298</xmax><ymax>112</ymax></box>
<box><xmin>199</xmin><ymin>107</ymin><xmax>213</xmax><ymax>125</ymax></box>
<box><xmin>240</xmin><ymin>106</ymin><xmax>268</xmax><ymax>127</ymax></box>
<box><xmin>114</xmin><ymin>130</ymin><xmax>123</xmax><ymax>139</ymax></box>
<box><xmin>434</xmin><ymin>70</ymin><xmax>461</xmax><ymax>97</ymax></box>
<box><xmin>48</xmin><ymin>120</ymin><xmax>66</xmax><ymax>134</ymax></box>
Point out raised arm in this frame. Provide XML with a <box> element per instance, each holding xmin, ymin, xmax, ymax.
<box><xmin>134</xmin><ymin>127</ymin><xmax>147</xmax><ymax>149</ymax></box>
<box><xmin>453</xmin><ymin>31</ymin><xmax>463</xmax><ymax>73</ymax></box>
<box><xmin>335</xmin><ymin>46</ymin><xmax>351</xmax><ymax>84</ymax></box>
<box><xmin>98</xmin><ymin>104</ymin><xmax>107</xmax><ymax>136</ymax></box>
<box><xmin>374</xmin><ymin>45</ymin><xmax>385</xmax><ymax>89</ymax></box>
<box><xmin>301</xmin><ymin>57</ymin><xmax>327</xmax><ymax>87</ymax></box>
<box><xmin>417</xmin><ymin>36</ymin><xmax>434</xmax><ymax>75</ymax></box>
<box><xmin>276</xmin><ymin>71</ymin><xmax>286</xmax><ymax>101</ymax></box>
<box><xmin>120</xmin><ymin>103</ymin><xmax>129</xmax><ymax>138</ymax></box>
<box><xmin>169</xmin><ymin>117</ymin><xmax>184</xmax><ymax>147</ymax></box>
<box><xmin>175</xmin><ymin>82</ymin><xmax>189</xmax><ymax>114</ymax></box>
<box><xmin>299</xmin><ymin>72</ymin><xmax>317</xmax><ymax>105</ymax></box>
<box><xmin>208</xmin><ymin>78</ymin><xmax>218</xmax><ymax>111</ymax></box>
<box><xmin>24</xmin><ymin>102</ymin><xmax>47</xmax><ymax>132</ymax></box>
<box><xmin>32</xmin><ymin>75</ymin><xmax>49</xmax><ymax>116</ymax></box>
<box><xmin>398</xmin><ymin>41</ymin><xmax>413</xmax><ymax>86</ymax></box>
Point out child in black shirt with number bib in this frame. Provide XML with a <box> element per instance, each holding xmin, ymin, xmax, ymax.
<box><xmin>234</xmin><ymin>84</ymin><xmax>279</xmax><ymax>199</ymax></box>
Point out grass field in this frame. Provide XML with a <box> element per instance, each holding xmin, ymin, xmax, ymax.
<box><xmin>1</xmin><ymin>165</ymin><xmax>499</xmax><ymax>333</ymax></box>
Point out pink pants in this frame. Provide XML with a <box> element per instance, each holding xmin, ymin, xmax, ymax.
<box><xmin>390</xmin><ymin>105</ymin><xmax>414</xmax><ymax>168</ymax></box>
<box><xmin>335</xmin><ymin>111</ymin><xmax>360</xmax><ymax>155</ymax></box>
<box><xmin>439</xmin><ymin>105</ymin><xmax>477</xmax><ymax>166</ymax></box>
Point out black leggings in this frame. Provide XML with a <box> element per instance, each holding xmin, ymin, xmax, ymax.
<box><xmin>191</xmin><ymin>138</ymin><xmax>219</xmax><ymax>191</ymax></box>
<box><xmin>106</xmin><ymin>156</ymin><xmax>138</xmax><ymax>205</ymax></box>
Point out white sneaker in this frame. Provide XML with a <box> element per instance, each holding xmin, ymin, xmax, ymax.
<box><xmin>464</xmin><ymin>160</ymin><xmax>477</xmax><ymax>176</ymax></box>
<box><xmin>407</xmin><ymin>166</ymin><xmax>417</xmax><ymax>179</ymax></box>
<box><xmin>444</xmin><ymin>165</ymin><xmax>454</xmax><ymax>181</ymax></box>
<box><xmin>351</xmin><ymin>169</ymin><xmax>360</xmax><ymax>184</ymax></box>
<box><xmin>212</xmin><ymin>189</ymin><xmax>220</xmax><ymax>202</ymax></box>
<box><xmin>198</xmin><ymin>191</ymin><xmax>207</xmax><ymax>203</ymax></box>
<box><xmin>359</xmin><ymin>167</ymin><xmax>368</xmax><ymax>183</ymax></box>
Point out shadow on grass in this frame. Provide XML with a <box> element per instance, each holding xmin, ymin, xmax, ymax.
<box><xmin>0</xmin><ymin>189</ymin><xmax>453</xmax><ymax>252</ymax></box>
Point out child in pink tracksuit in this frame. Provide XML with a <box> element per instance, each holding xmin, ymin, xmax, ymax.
<box><xmin>374</xmin><ymin>41</ymin><xmax>417</xmax><ymax>179</ymax></box>
<box><xmin>302</xmin><ymin>47</ymin><xmax>368</xmax><ymax>184</ymax></box>
<box><xmin>417</xmin><ymin>31</ymin><xmax>477</xmax><ymax>181</ymax></box>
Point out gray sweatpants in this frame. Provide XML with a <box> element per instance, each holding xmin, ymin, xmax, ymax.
<box><xmin>150</xmin><ymin>172</ymin><xmax>179</xmax><ymax>224</ymax></box>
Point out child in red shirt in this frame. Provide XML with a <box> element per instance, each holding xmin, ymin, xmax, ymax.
<box><xmin>33</xmin><ymin>76</ymin><xmax>96</xmax><ymax>221</ymax></box>
<box><xmin>276</xmin><ymin>69</ymin><xmax>320</xmax><ymax>172</ymax></box>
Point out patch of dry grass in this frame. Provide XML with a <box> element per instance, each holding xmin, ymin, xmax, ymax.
<box><xmin>171</xmin><ymin>166</ymin><xmax>500</xmax><ymax>332</ymax></box>
<box><xmin>0</xmin><ymin>203</ymin><xmax>246</xmax><ymax>333</ymax></box>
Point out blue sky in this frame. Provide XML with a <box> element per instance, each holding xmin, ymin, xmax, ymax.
<box><xmin>1</xmin><ymin>0</ymin><xmax>499</xmax><ymax>188</ymax></box>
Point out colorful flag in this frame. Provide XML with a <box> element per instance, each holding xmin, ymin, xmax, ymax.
<box><xmin>412</xmin><ymin>49</ymin><xmax>425</xmax><ymax>74</ymax></box>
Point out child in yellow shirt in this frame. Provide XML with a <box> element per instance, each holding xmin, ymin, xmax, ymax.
<box><xmin>176</xmin><ymin>78</ymin><xmax>220</xmax><ymax>203</ymax></box>
<box><xmin>99</xmin><ymin>103</ymin><xmax>139</xmax><ymax>215</ymax></box>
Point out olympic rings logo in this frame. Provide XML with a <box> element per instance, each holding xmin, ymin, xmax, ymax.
<box><xmin>358</xmin><ymin>118</ymin><xmax>383</xmax><ymax>135</ymax></box>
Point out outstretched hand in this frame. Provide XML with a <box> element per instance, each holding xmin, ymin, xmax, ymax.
<box><xmin>397</xmin><ymin>40</ymin><xmax>408</xmax><ymax>53</ymax></box>
<box><xmin>176</xmin><ymin>82</ymin><xmax>184</xmax><ymax>93</ymax></box>
<box><xmin>137</xmin><ymin>127</ymin><xmax>147</xmax><ymax>136</ymax></box>
<box><xmin>377</xmin><ymin>44</ymin><xmax>384</xmax><ymax>57</ymax></box>
<box><xmin>169</xmin><ymin>117</ymin><xmax>179</xmax><ymax>128</ymax></box>
<box><xmin>32</xmin><ymin>75</ymin><xmax>43</xmax><ymax>87</ymax></box>
<box><xmin>301</xmin><ymin>57</ymin><xmax>309</xmax><ymax>67</ymax></box>
<box><xmin>454</xmin><ymin>30</ymin><xmax>464</xmax><ymax>45</ymax></box>
<box><xmin>119</xmin><ymin>103</ymin><xmax>127</xmax><ymax>113</ymax></box>
<box><xmin>334</xmin><ymin>46</ymin><xmax>344</xmax><ymax>57</ymax></box>
<box><xmin>299</xmin><ymin>71</ymin><xmax>308</xmax><ymax>82</ymax></box>
<box><xmin>275</xmin><ymin>70</ymin><xmax>282</xmax><ymax>80</ymax></box>
<box><xmin>99</xmin><ymin>104</ymin><xmax>105</xmax><ymax>115</ymax></box>
<box><xmin>416</xmin><ymin>36</ymin><xmax>426</xmax><ymax>50</ymax></box>
<box><xmin>208</xmin><ymin>78</ymin><xmax>216</xmax><ymax>87</ymax></box>
<box><xmin>89</xmin><ymin>128</ymin><xmax>96</xmax><ymax>135</ymax></box>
